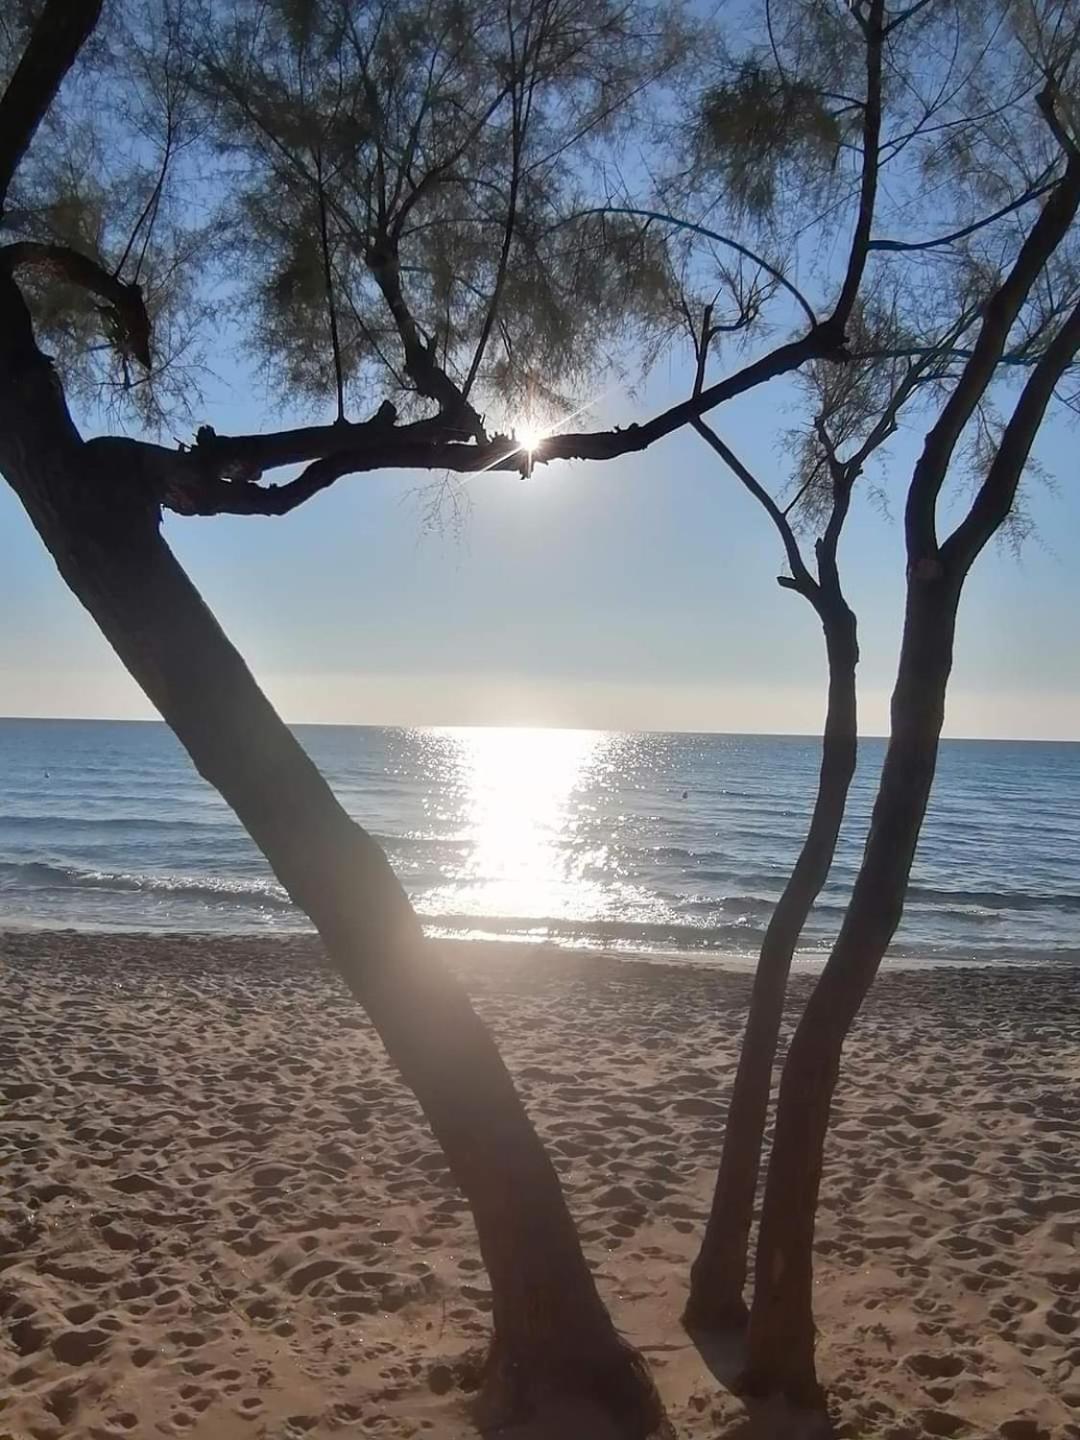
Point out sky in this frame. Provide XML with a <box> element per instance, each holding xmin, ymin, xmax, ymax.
<box><xmin>2</xmin><ymin>339</ymin><xmax>1079</xmax><ymax>740</ymax></box>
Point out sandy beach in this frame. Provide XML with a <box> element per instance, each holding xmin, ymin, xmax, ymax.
<box><xmin>2</xmin><ymin>931</ymin><xmax>1079</xmax><ymax>1440</ymax></box>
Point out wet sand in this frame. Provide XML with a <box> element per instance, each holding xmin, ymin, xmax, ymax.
<box><xmin>2</xmin><ymin>931</ymin><xmax>1079</xmax><ymax>1439</ymax></box>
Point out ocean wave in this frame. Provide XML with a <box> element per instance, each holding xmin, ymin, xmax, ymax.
<box><xmin>0</xmin><ymin>813</ymin><xmax>236</xmax><ymax>834</ymax></box>
<box><xmin>418</xmin><ymin>911</ymin><xmax>769</xmax><ymax>951</ymax></box>
<box><xmin>906</xmin><ymin>884</ymin><xmax>1080</xmax><ymax>913</ymax></box>
<box><xmin>0</xmin><ymin>860</ymin><xmax>294</xmax><ymax>909</ymax></box>
<box><xmin>675</xmin><ymin>894</ymin><xmax>783</xmax><ymax>919</ymax></box>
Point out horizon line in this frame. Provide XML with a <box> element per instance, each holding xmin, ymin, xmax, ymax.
<box><xmin>1</xmin><ymin>714</ymin><xmax>1077</xmax><ymax>745</ymax></box>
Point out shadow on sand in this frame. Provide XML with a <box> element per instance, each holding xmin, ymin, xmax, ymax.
<box><xmin>684</xmin><ymin>1321</ymin><xmax>837</xmax><ymax>1440</ymax></box>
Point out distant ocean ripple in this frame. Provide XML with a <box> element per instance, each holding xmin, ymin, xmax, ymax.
<box><xmin>1</xmin><ymin>719</ymin><xmax>1078</xmax><ymax>968</ymax></box>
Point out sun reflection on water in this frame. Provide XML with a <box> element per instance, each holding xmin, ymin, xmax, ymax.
<box><xmin>424</xmin><ymin>726</ymin><xmax>607</xmax><ymax>927</ymax></box>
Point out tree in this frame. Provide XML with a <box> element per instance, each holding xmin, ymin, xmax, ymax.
<box><xmin>683</xmin><ymin>410</ymin><xmax>859</xmax><ymax>1336</ymax></box>
<box><xmin>683</xmin><ymin>299</ymin><xmax>959</xmax><ymax>1330</ymax></box>
<box><xmin>632</xmin><ymin>0</ymin><xmax>1080</xmax><ymax>1376</ymax></box>
<box><xmin>705</xmin><ymin>0</ymin><xmax>1080</xmax><ymax>1406</ymax></box>
<box><xmin>0</xmin><ymin>1</ymin><xmax>850</xmax><ymax>1432</ymax></box>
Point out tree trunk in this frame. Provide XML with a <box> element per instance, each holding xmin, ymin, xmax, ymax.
<box><xmin>741</xmin><ymin>568</ymin><xmax>961</xmax><ymax>1405</ymax></box>
<box><xmin>0</xmin><ymin>285</ymin><xmax>666</xmax><ymax>1436</ymax></box>
<box><xmin>685</xmin><ymin>601</ymin><xmax>858</xmax><ymax>1332</ymax></box>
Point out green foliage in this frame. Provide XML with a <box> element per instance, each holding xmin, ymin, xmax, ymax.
<box><xmin>194</xmin><ymin>0</ymin><xmax>689</xmax><ymax>429</ymax></box>
<box><xmin>3</xmin><ymin>0</ymin><xmax>1080</xmax><ymax>468</ymax></box>
<box><xmin>701</xmin><ymin>61</ymin><xmax>842</xmax><ymax>220</ymax></box>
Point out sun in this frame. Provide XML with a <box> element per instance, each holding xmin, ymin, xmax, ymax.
<box><xmin>516</xmin><ymin>421</ymin><xmax>546</xmax><ymax>454</ymax></box>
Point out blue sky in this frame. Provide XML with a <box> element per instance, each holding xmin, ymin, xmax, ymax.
<box><xmin>2</xmin><ymin>341</ymin><xmax>1078</xmax><ymax>738</ymax></box>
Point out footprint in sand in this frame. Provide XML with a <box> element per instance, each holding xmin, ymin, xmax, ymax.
<box><xmin>906</xmin><ymin>1352</ymin><xmax>966</xmax><ymax>1381</ymax></box>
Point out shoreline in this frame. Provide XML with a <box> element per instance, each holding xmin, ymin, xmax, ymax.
<box><xmin>3</xmin><ymin>921</ymin><xmax>1076</xmax><ymax>974</ymax></box>
<box><xmin>3</xmin><ymin>930</ymin><xmax>1079</xmax><ymax>1439</ymax></box>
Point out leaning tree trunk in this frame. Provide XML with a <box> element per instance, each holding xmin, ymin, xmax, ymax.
<box><xmin>685</xmin><ymin>600</ymin><xmax>857</xmax><ymax>1332</ymax></box>
<box><xmin>741</xmin><ymin>568</ymin><xmax>961</xmax><ymax>1405</ymax></box>
<box><xmin>0</xmin><ymin>283</ymin><xmax>666</xmax><ymax>1437</ymax></box>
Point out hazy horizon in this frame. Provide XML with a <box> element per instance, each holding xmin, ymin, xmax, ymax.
<box><xmin>3</xmin><ymin>712</ymin><xmax>1078</xmax><ymax>745</ymax></box>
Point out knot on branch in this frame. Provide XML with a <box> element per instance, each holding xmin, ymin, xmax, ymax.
<box><xmin>813</xmin><ymin>315</ymin><xmax>852</xmax><ymax>362</ymax></box>
<box><xmin>190</xmin><ymin>425</ymin><xmax>263</xmax><ymax>483</ymax></box>
<box><xmin>108</xmin><ymin>280</ymin><xmax>152</xmax><ymax>370</ymax></box>
<box><xmin>909</xmin><ymin>553</ymin><xmax>945</xmax><ymax>583</ymax></box>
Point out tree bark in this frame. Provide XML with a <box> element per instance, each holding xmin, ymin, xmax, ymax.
<box><xmin>0</xmin><ymin>280</ymin><xmax>666</xmax><ymax>1436</ymax></box>
<box><xmin>741</xmin><ymin>568</ymin><xmax>961</xmax><ymax>1405</ymax></box>
<box><xmin>685</xmin><ymin>601</ymin><xmax>858</xmax><ymax>1332</ymax></box>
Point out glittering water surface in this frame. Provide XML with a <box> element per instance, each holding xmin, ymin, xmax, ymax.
<box><xmin>1</xmin><ymin>719</ymin><xmax>1078</xmax><ymax>965</ymax></box>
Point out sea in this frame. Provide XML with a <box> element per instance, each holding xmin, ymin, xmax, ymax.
<box><xmin>0</xmin><ymin>718</ymin><xmax>1077</xmax><ymax>968</ymax></box>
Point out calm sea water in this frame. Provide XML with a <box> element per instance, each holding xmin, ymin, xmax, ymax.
<box><xmin>0</xmin><ymin>719</ymin><xmax>1077</xmax><ymax>967</ymax></box>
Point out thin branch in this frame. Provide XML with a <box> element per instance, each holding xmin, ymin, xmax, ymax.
<box><xmin>692</xmin><ymin>302</ymin><xmax>715</xmax><ymax>399</ymax></box>
<box><xmin>388</xmin><ymin>85</ymin><xmax>513</xmax><ymax>240</ymax></box>
<box><xmin>115</xmin><ymin>112</ymin><xmax>177</xmax><ymax>281</ymax></box>
<box><xmin>868</xmin><ymin>173</ymin><xmax>1059</xmax><ymax>253</ymax></box>
<box><xmin>563</xmin><ymin>206</ymin><xmax>819</xmax><ymax>327</ymax></box>
<box><xmin>831</xmin><ymin>0</ymin><xmax>885</xmax><ymax>327</ymax></box>
<box><xmin>692</xmin><ymin>419</ymin><xmax>816</xmax><ymax>597</ymax></box>
<box><xmin>462</xmin><ymin>1</ymin><xmax>531</xmax><ymax>400</ymax></box>
<box><xmin>781</xmin><ymin>474</ymin><xmax>815</xmax><ymax>519</ymax></box>
<box><xmin>944</xmin><ymin>297</ymin><xmax>1080</xmax><ymax>571</ymax></box>
<box><xmin>883</xmin><ymin>0</ymin><xmax>938</xmax><ymax>37</ymax></box>
<box><xmin>1037</xmin><ymin>80</ymin><xmax>1080</xmax><ymax>163</ymax></box>
<box><xmin>905</xmin><ymin>157</ymin><xmax>1080</xmax><ymax>561</ymax></box>
<box><xmin>315</xmin><ymin>150</ymin><xmax>346</xmax><ymax>424</ymax></box>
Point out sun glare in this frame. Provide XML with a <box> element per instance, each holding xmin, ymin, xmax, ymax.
<box><xmin>516</xmin><ymin>421</ymin><xmax>546</xmax><ymax>454</ymax></box>
<box><xmin>422</xmin><ymin>726</ymin><xmax>607</xmax><ymax>928</ymax></box>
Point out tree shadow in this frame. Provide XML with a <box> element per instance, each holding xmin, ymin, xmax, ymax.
<box><xmin>684</xmin><ymin>1322</ymin><xmax>837</xmax><ymax>1440</ymax></box>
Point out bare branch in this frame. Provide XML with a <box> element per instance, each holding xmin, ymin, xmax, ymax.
<box><xmin>564</xmin><ymin>206</ymin><xmax>819</xmax><ymax>327</ymax></box>
<box><xmin>691</xmin><ymin>418</ymin><xmax>817</xmax><ymax>598</ymax></box>
<box><xmin>905</xmin><ymin>158</ymin><xmax>1080</xmax><ymax>561</ymax></box>
<box><xmin>883</xmin><ymin>0</ymin><xmax>939</xmax><ymax>38</ymax></box>
<box><xmin>944</xmin><ymin>297</ymin><xmax>1080</xmax><ymax>571</ymax></box>
<box><xmin>315</xmin><ymin>151</ymin><xmax>346</xmax><ymax>424</ymax></box>
<box><xmin>461</xmin><ymin>4</ymin><xmax>533</xmax><ymax>400</ymax></box>
<box><xmin>1037</xmin><ymin>80</ymin><xmax>1080</xmax><ymax>163</ymax></box>
<box><xmin>868</xmin><ymin>173</ymin><xmax>1059</xmax><ymax>253</ymax></box>
<box><xmin>168</xmin><ymin>319</ymin><xmax>846</xmax><ymax>514</ymax></box>
<box><xmin>830</xmin><ymin>0</ymin><xmax>885</xmax><ymax>328</ymax></box>
<box><xmin>692</xmin><ymin>302</ymin><xmax>716</xmax><ymax>399</ymax></box>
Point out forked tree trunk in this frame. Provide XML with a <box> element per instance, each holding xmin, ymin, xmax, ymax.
<box><xmin>0</xmin><ymin>287</ymin><xmax>666</xmax><ymax>1437</ymax></box>
<box><xmin>741</xmin><ymin>569</ymin><xmax>961</xmax><ymax>1405</ymax></box>
<box><xmin>685</xmin><ymin>600</ymin><xmax>857</xmax><ymax>1331</ymax></box>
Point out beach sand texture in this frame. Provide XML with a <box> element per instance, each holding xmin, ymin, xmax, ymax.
<box><xmin>2</xmin><ymin>932</ymin><xmax>1079</xmax><ymax>1439</ymax></box>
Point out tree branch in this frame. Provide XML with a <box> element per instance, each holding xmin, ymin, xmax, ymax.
<box><xmin>364</xmin><ymin>233</ymin><xmax>486</xmax><ymax>436</ymax></box>
<box><xmin>180</xmin><ymin>409</ymin><xmax>459</xmax><ymax>481</ymax></box>
<box><xmin>943</xmin><ymin>297</ymin><xmax>1080</xmax><ymax>572</ymax></box>
<box><xmin>315</xmin><ymin>150</ymin><xmax>347</xmax><ymax>424</ymax></box>
<box><xmin>166</xmin><ymin>319</ymin><xmax>845</xmax><ymax>517</ymax></box>
<box><xmin>1037</xmin><ymin>80</ymin><xmax>1080</xmax><ymax>163</ymax></box>
<box><xmin>1</xmin><ymin>241</ymin><xmax>152</xmax><ymax>368</ymax></box>
<box><xmin>883</xmin><ymin>0</ymin><xmax>938</xmax><ymax>37</ymax></box>
<box><xmin>461</xmin><ymin>2</ymin><xmax>534</xmax><ymax>401</ymax></box>
<box><xmin>830</xmin><ymin>0</ymin><xmax>885</xmax><ymax>327</ymax></box>
<box><xmin>565</xmin><ymin>207</ymin><xmax>819</xmax><ymax>327</ymax></box>
<box><xmin>0</xmin><ymin>0</ymin><xmax>103</xmax><ymax>217</ymax></box>
<box><xmin>691</xmin><ymin>418</ymin><xmax>817</xmax><ymax>598</ymax></box>
<box><xmin>868</xmin><ymin>173</ymin><xmax>1059</xmax><ymax>253</ymax></box>
<box><xmin>905</xmin><ymin>156</ymin><xmax>1080</xmax><ymax>562</ymax></box>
